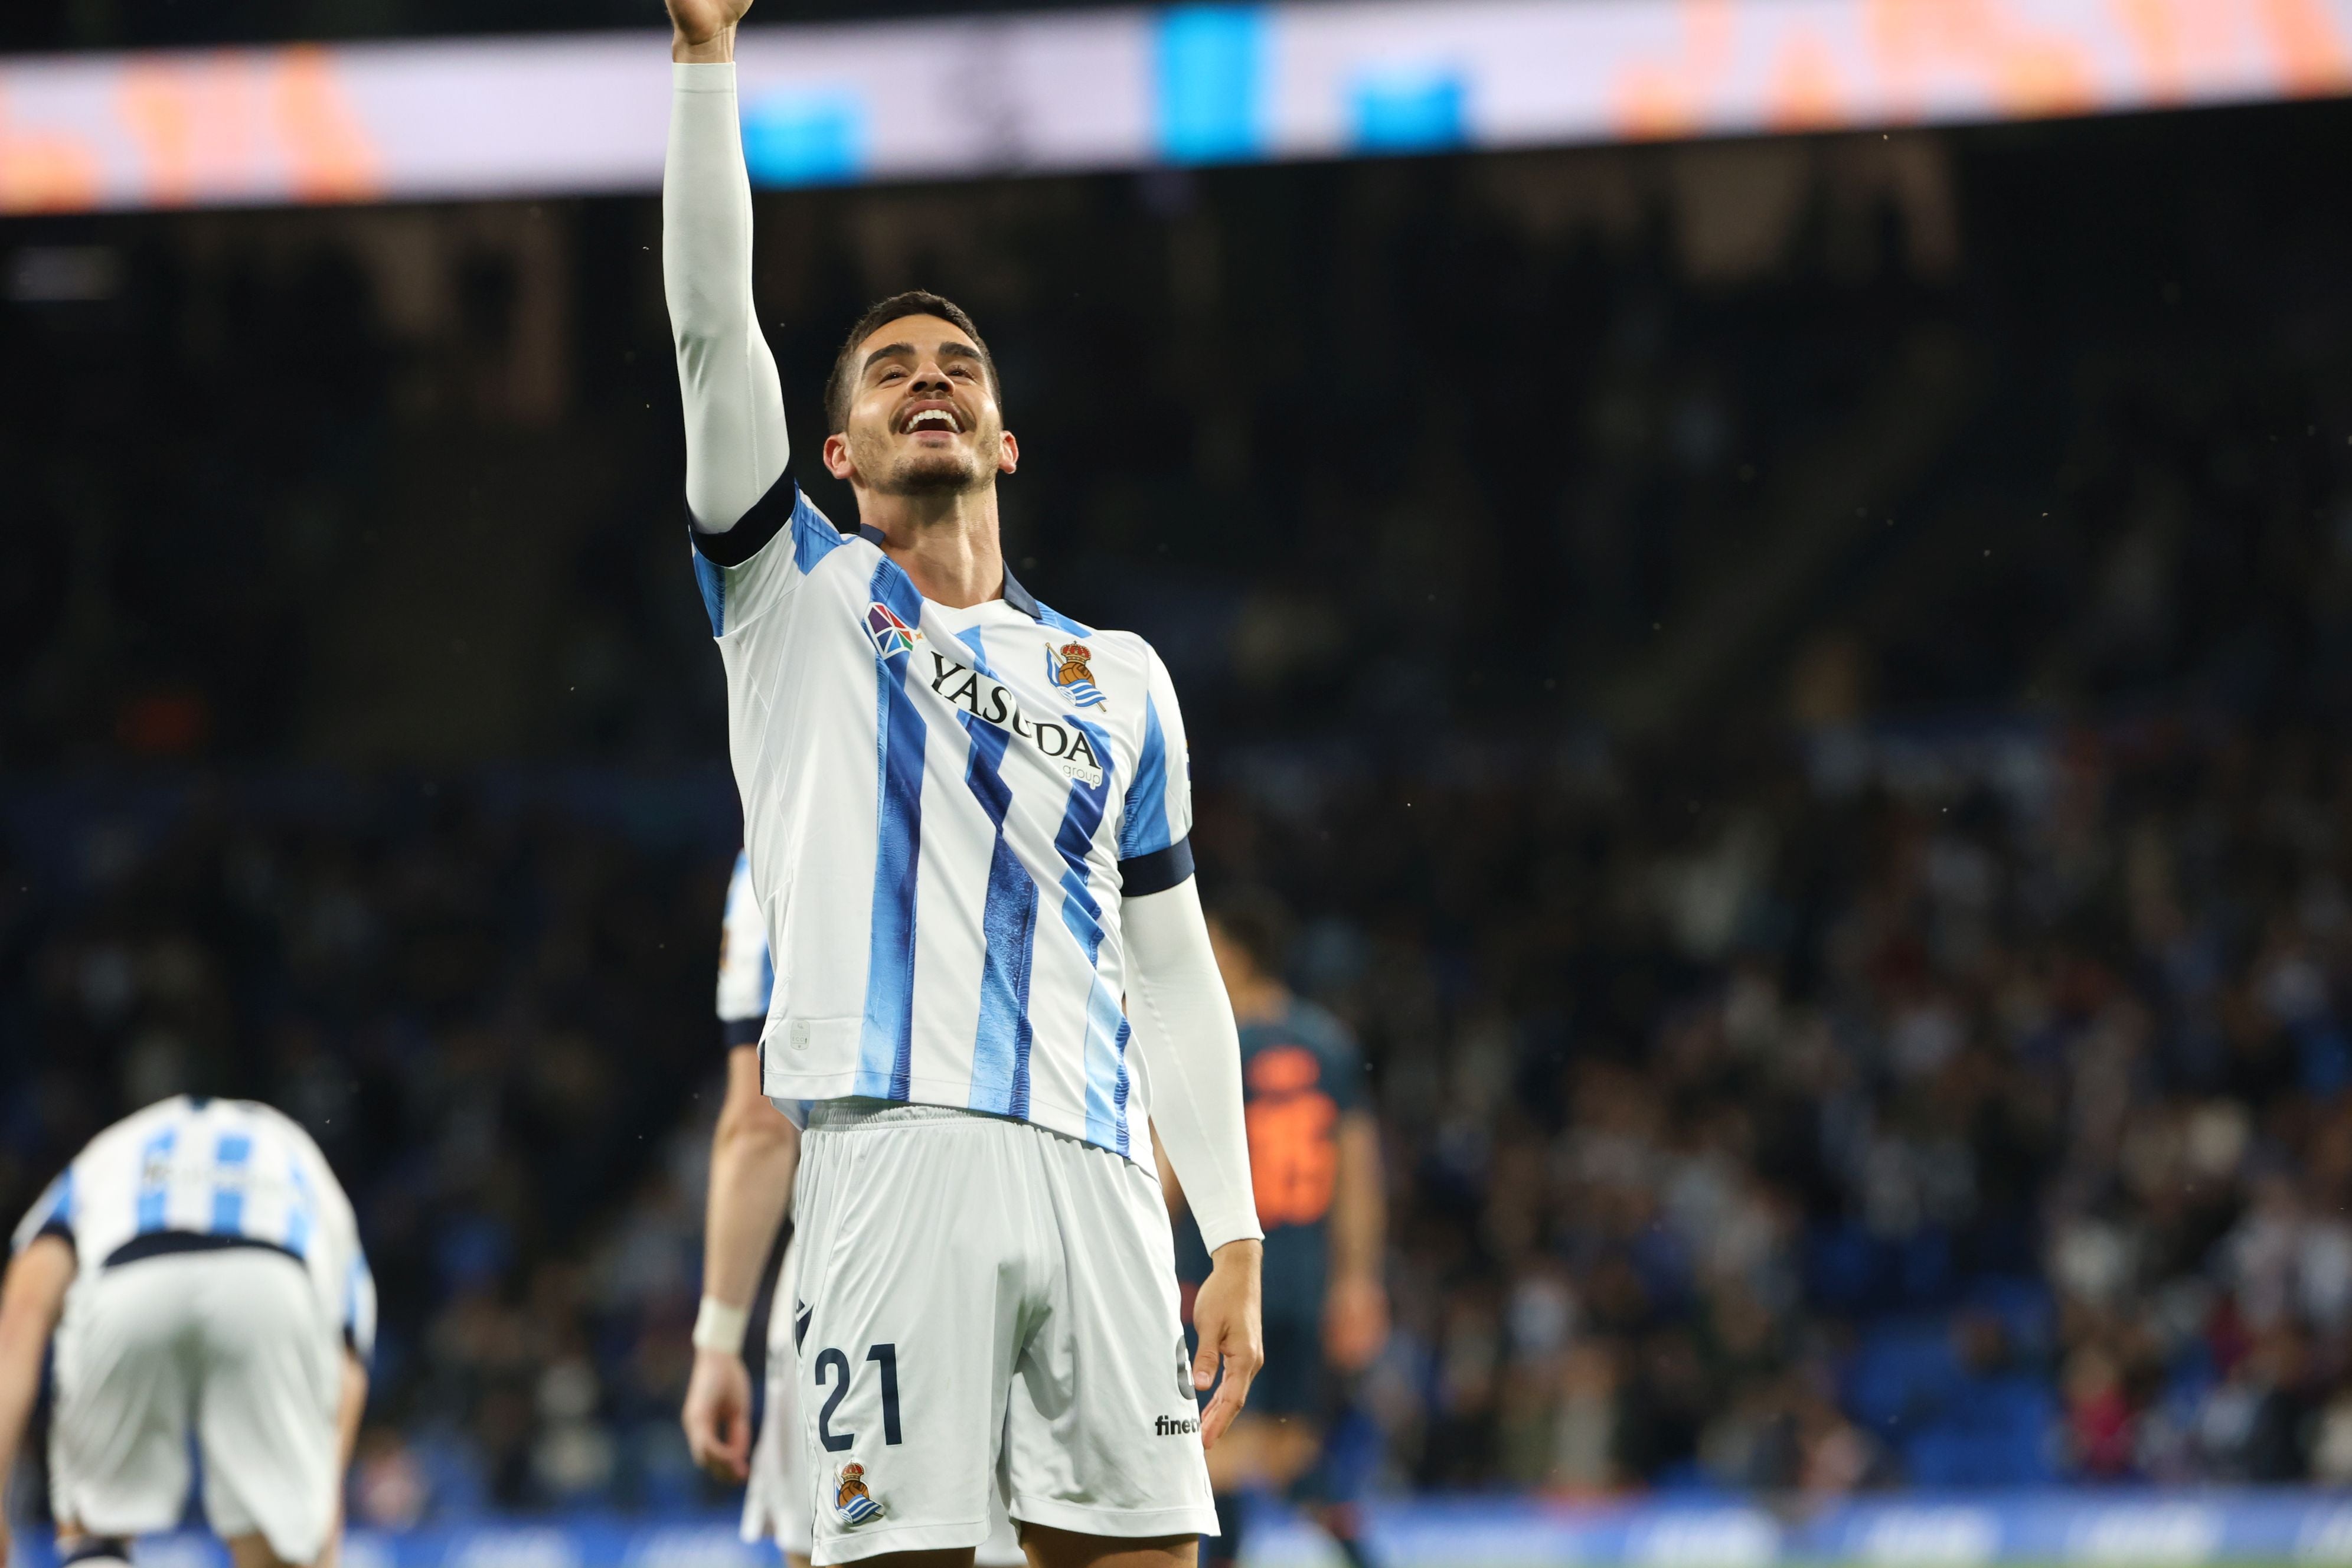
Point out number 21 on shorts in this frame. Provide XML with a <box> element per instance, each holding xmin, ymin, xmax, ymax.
<box><xmin>814</xmin><ymin>1341</ymin><xmax>903</xmax><ymax>1450</ymax></box>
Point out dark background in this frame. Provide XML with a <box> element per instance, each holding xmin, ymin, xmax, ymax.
<box><xmin>6</xmin><ymin>0</ymin><xmax>2352</xmax><ymax>1513</ymax></box>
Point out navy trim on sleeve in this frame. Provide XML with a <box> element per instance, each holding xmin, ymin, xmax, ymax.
<box><xmin>1119</xmin><ymin>834</ymin><xmax>1195</xmax><ymax>897</ymax></box>
<box><xmin>722</xmin><ymin>1018</ymin><xmax>765</xmax><ymax>1048</ymax></box>
<box><xmin>690</xmin><ymin>470</ymin><xmax>802</xmax><ymax>568</ymax></box>
<box><xmin>32</xmin><ymin>1218</ymin><xmax>74</xmax><ymax>1253</ymax></box>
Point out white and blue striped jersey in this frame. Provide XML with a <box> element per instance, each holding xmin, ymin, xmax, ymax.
<box><xmin>718</xmin><ymin>847</ymin><xmax>774</xmax><ymax>1047</ymax></box>
<box><xmin>12</xmin><ymin>1096</ymin><xmax>377</xmax><ymax>1360</ymax></box>
<box><xmin>692</xmin><ymin>476</ymin><xmax>1194</xmax><ymax>1163</ymax></box>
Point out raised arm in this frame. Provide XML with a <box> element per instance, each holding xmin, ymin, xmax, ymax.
<box><xmin>665</xmin><ymin>0</ymin><xmax>790</xmax><ymax>534</ymax></box>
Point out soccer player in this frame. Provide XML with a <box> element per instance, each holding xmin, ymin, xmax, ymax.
<box><xmin>662</xmin><ymin>2</ymin><xmax>1265</xmax><ymax>1565</ymax></box>
<box><xmin>0</xmin><ymin>1096</ymin><xmax>374</xmax><ymax>1568</ymax></box>
<box><xmin>682</xmin><ymin>851</ymin><xmax>1025</xmax><ymax>1568</ymax></box>
<box><xmin>1171</xmin><ymin>895</ymin><xmax>1389</xmax><ymax>1568</ymax></box>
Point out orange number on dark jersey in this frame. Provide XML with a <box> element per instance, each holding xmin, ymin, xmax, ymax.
<box><xmin>1246</xmin><ymin>1047</ymin><xmax>1339</xmax><ymax>1226</ymax></box>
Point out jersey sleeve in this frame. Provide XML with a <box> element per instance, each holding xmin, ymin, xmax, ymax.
<box><xmin>715</xmin><ymin>848</ymin><xmax>775</xmax><ymax>1046</ymax></box>
<box><xmin>278</xmin><ymin>1113</ymin><xmax>374</xmax><ymax>1361</ymax></box>
<box><xmin>1118</xmin><ymin>643</ymin><xmax>1195</xmax><ymax>896</ymax></box>
<box><xmin>666</xmin><ymin>61</ymin><xmax>789</xmax><ymax>535</ymax></box>
<box><xmin>665</xmin><ymin>60</ymin><xmax>844</xmax><ymax>639</ymax></box>
<box><xmin>344</xmin><ymin>1244</ymin><xmax>379</xmax><ymax>1363</ymax></box>
<box><xmin>689</xmin><ymin>476</ymin><xmax>847</xmax><ymax>639</ymax></box>
<box><xmin>11</xmin><ymin>1168</ymin><xmax>73</xmax><ymax>1254</ymax></box>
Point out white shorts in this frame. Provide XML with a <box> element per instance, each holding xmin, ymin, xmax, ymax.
<box><xmin>744</xmin><ymin>1234</ymin><xmax>1026</xmax><ymax>1564</ymax></box>
<box><xmin>50</xmin><ymin>1247</ymin><xmax>341</xmax><ymax>1564</ymax></box>
<box><xmin>791</xmin><ymin>1103</ymin><xmax>1216</xmax><ymax>1566</ymax></box>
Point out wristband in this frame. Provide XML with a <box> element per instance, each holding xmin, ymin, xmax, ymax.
<box><xmin>691</xmin><ymin>1296</ymin><xmax>750</xmax><ymax>1354</ymax></box>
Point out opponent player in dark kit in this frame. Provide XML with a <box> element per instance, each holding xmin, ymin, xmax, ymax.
<box><xmin>1168</xmin><ymin>893</ymin><xmax>1389</xmax><ymax>1568</ymax></box>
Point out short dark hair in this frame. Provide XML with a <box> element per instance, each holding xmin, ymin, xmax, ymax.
<box><xmin>822</xmin><ymin>290</ymin><xmax>1001</xmax><ymax>435</ymax></box>
<box><xmin>1206</xmin><ymin>887</ymin><xmax>1295</xmax><ymax>983</ymax></box>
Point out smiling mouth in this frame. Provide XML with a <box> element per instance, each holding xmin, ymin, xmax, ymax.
<box><xmin>903</xmin><ymin>408</ymin><xmax>963</xmax><ymax>436</ymax></box>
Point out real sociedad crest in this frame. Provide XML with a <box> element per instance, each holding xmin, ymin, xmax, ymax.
<box><xmin>866</xmin><ymin>603</ymin><xmax>922</xmax><ymax>658</ymax></box>
<box><xmin>834</xmin><ymin>1462</ymin><xmax>886</xmax><ymax>1527</ymax></box>
<box><xmin>1050</xmin><ymin>641</ymin><xmax>1108</xmax><ymax>709</ymax></box>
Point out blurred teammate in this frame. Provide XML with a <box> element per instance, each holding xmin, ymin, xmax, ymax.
<box><xmin>662</xmin><ymin>3</ymin><xmax>1263</xmax><ymax>1566</ymax></box>
<box><xmin>0</xmin><ymin>1096</ymin><xmax>373</xmax><ymax>1568</ymax></box>
<box><xmin>1171</xmin><ymin>894</ymin><xmax>1387</xmax><ymax>1568</ymax></box>
<box><xmin>682</xmin><ymin>851</ymin><xmax>1024</xmax><ymax>1568</ymax></box>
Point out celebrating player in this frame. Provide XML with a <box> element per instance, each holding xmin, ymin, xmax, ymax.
<box><xmin>682</xmin><ymin>850</ymin><xmax>1026</xmax><ymax>1568</ymax></box>
<box><xmin>0</xmin><ymin>1096</ymin><xmax>373</xmax><ymax>1568</ymax></box>
<box><xmin>662</xmin><ymin>2</ymin><xmax>1264</xmax><ymax>1564</ymax></box>
<box><xmin>1171</xmin><ymin>894</ymin><xmax>1389</xmax><ymax>1568</ymax></box>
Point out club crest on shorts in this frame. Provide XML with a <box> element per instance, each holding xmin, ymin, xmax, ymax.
<box><xmin>867</xmin><ymin>603</ymin><xmax>922</xmax><ymax>658</ymax></box>
<box><xmin>834</xmin><ymin>1462</ymin><xmax>886</xmax><ymax>1527</ymax></box>
<box><xmin>1049</xmin><ymin>641</ymin><xmax>1108</xmax><ymax>710</ymax></box>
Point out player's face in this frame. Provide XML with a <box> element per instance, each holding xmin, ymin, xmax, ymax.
<box><xmin>825</xmin><ymin>315</ymin><xmax>1017</xmax><ymax>498</ymax></box>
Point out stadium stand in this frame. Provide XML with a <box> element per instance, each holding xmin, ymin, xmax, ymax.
<box><xmin>4</xmin><ymin>77</ymin><xmax>2352</xmax><ymax>1524</ymax></box>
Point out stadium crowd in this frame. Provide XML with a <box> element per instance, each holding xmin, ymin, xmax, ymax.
<box><xmin>5</xmin><ymin>77</ymin><xmax>2352</xmax><ymax>1521</ymax></box>
<box><xmin>1222</xmin><ymin>713</ymin><xmax>2352</xmax><ymax>1496</ymax></box>
<box><xmin>15</xmin><ymin>711</ymin><xmax>2352</xmax><ymax>1511</ymax></box>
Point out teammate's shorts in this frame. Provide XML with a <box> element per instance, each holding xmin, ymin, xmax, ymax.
<box><xmin>744</xmin><ymin>1233</ymin><xmax>1026</xmax><ymax>1565</ymax></box>
<box><xmin>50</xmin><ymin>1246</ymin><xmax>341</xmax><ymax>1564</ymax></box>
<box><xmin>743</xmin><ymin>1282</ymin><xmax>816</xmax><ymax>1561</ymax></box>
<box><xmin>792</xmin><ymin>1102</ymin><xmax>1217</xmax><ymax>1566</ymax></box>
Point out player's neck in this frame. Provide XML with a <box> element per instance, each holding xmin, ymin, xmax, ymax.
<box><xmin>861</xmin><ymin>486</ymin><xmax>1006</xmax><ymax>610</ymax></box>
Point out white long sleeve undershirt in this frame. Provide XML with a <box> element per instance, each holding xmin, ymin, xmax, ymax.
<box><xmin>665</xmin><ymin>63</ymin><xmax>789</xmax><ymax>533</ymax></box>
<box><xmin>662</xmin><ymin>62</ymin><xmax>1259</xmax><ymax>1256</ymax></box>
<box><xmin>1126</xmin><ymin>880</ymin><xmax>1263</xmax><ymax>1255</ymax></box>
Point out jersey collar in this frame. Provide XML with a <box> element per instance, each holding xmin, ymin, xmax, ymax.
<box><xmin>1001</xmin><ymin>565</ymin><xmax>1043</xmax><ymax>621</ymax></box>
<box><xmin>847</xmin><ymin>521</ymin><xmax>1044</xmax><ymax>623</ymax></box>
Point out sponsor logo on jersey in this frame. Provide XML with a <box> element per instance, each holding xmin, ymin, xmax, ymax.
<box><xmin>866</xmin><ymin>603</ymin><xmax>922</xmax><ymax>658</ymax></box>
<box><xmin>923</xmin><ymin>651</ymin><xmax>1105</xmax><ymax>786</ymax></box>
<box><xmin>1050</xmin><ymin>641</ymin><xmax>1108</xmax><ymax>710</ymax></box>
<box><xmin>1154</xmin><ymin>1413</ymin><xmax>1203</xmax><ymax>1438</ymax></box>
<box><xmin>834</xmin><ymin>1462</ymin><xmax>886</xmax><ymax>1527</ymax></box>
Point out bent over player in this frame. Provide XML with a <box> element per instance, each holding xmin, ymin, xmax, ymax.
<box><xmin>682</xmin><ymin>851</ymin><xmax>1025</xmax><ymax>1568</ymax></box>
<box><xmin>0</xmin><ymin>1096</ymin><xmax>373</xmax><ymax>1568</ymax></box>
<box><xmin>662</xmin><ymin>3</ymin><xmax>1264</xmax><ymax>1566</ymax></box>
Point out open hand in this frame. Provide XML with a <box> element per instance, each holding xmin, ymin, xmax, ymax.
<box><xmin>681</xmin><ymin>1348</ymin><xmax>756</xmax><ymax>1482</ymax></box>
<box><xmin>1190</xmin><ymin>1239</ymin><xmax>1265</xmax><ymax>1449</ymax></box>
<box><xmin>666</xmin><ymin>0</ymin><xmax>754</xmax><ymax>58</ymax></box>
